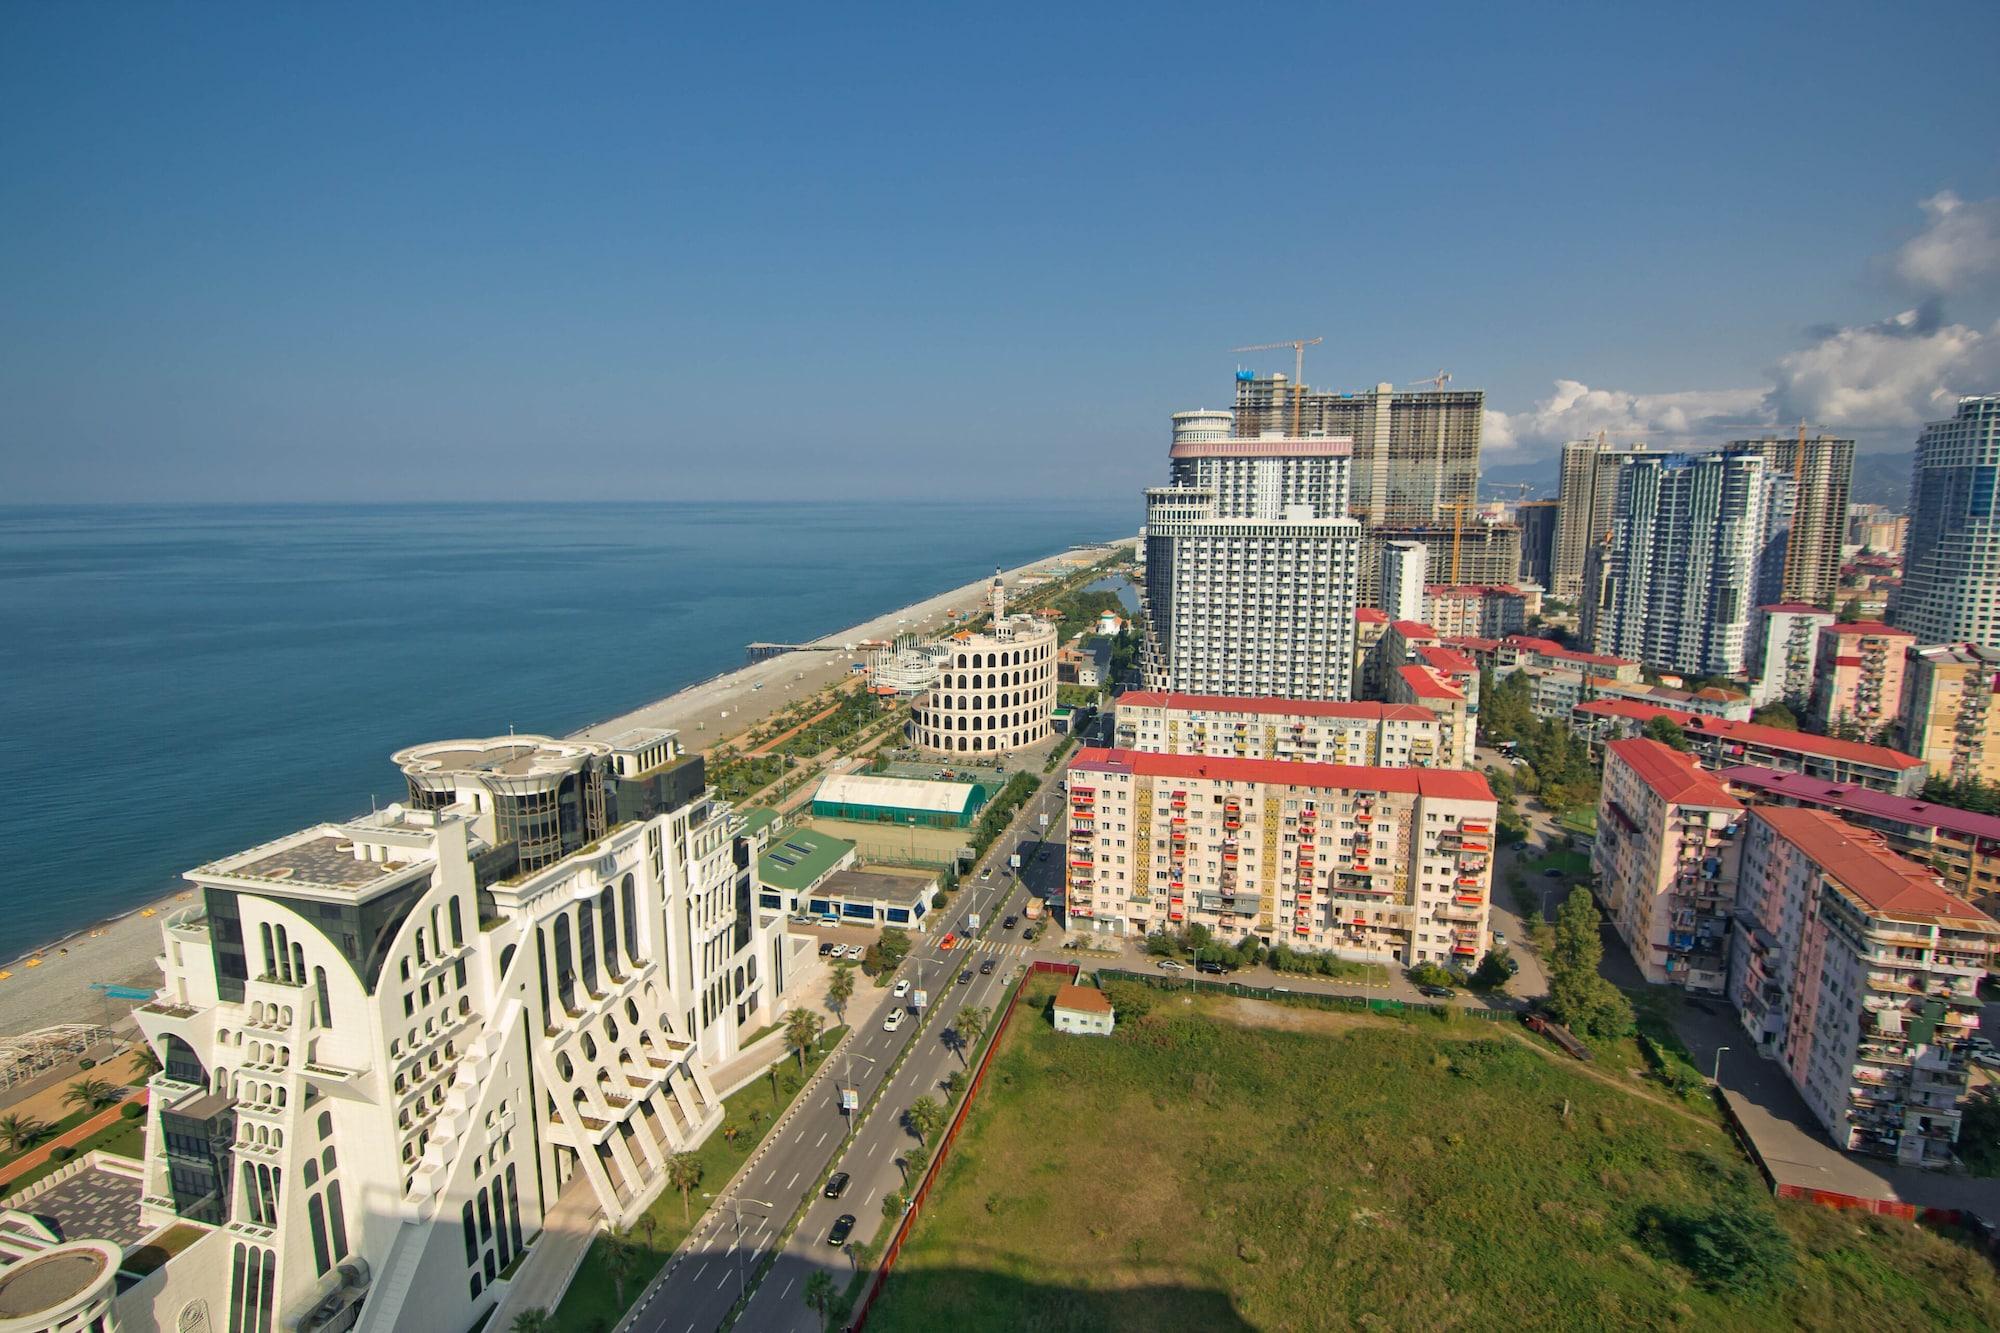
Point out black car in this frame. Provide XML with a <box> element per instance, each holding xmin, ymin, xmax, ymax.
<box><xmin>979</xmin><ymin>958</ymin><xmax>995</xmax><ymax>975</ymax></box>
<box><xmin>817</xmin><ymin>941</ymin><xmax>835</xmax><ymax>957</ymax></box>
<box><xmin>1003</xmin><ymin>915</ymin><xmax>1018</xmax><ymax>930</ymax></box>
<box><xmin>1417</xmin><ymin>984</ymin><xmax>1456</xmax><ymax>999</ymax></box>
<box><xmin>827</xmin><ymin>1214</ymin><xmax>855</xmax><ymax>1247</ymax></box>
<box><xmin>958</xmin><ymin>968</ymin><xmax>973</xmax><ymax>985</ymax></box>
<box><xmin>1542</xmin><ymin>867</ymin><xmax>1563</xmax><ymax>878</ymax></box>
<box><xmin>824</xmin><ymin>1172</ymin><xmax>850</xmax><ymax>1199</ymax></box>
<box><xmin>1194</xmin><ymin>960</ymin><xmax>1229</xmax><ymax>975</ymax></box>
<box><xmin>1022</xmin><ymin>926</ymin><xmax>1038</xmax><ymax>941</ymax></box>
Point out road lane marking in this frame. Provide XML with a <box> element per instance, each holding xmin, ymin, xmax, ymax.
<box><xmin>788</xmin><ymin>1170</ymin><xmax>801</xmax><ymax>1190</ymax></box>
<box><xmin>816</xmin><ymin>1130</ymin><xmax>828</xmax><ymax>1147</ymax></box>
<box><xmin>781</xmin><ymin>1276</ymin><xmax>795</xmax><ymax>1299</ymax></box>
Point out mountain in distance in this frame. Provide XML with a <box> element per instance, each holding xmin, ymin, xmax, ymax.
<box><xmin>1480</xmin><ymin>449</ymin><xmax>1915</xmax><ymax>510</ymax></box>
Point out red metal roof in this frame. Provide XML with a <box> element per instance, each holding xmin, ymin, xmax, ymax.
<box><xmin>1503</xmin><ymin>635</ymin><xmax>1633</xmax><ymax>669</ymax></box>
<box><xmin>1821</xmin><ymin>621</ymin><xmax>1914</xmax><ymax>638</ymax></box>
<box><xmin>1575</xmin><ymin>699</ymin><xmax>1925</xmax><ymax>770</ymax></box>
<box><xmin>1607</xmin><ymin>738</ymin><xmax>1742</xmax><ymax>809</ymax></box>
<box><xmin>1114</xmin><ymin>691</ymin><xmax>1433</xmax><ymax>722</ymax></box>
<box><xmin>1720</xmin><ymin>765</ymin><xmax>2000</xmax><ymax>841</ymax></box>
<box><xmin>1754</xmin><ymin>807</ymin><xmax>1997</xmax><ymax>930</ymax></box>
<box><xmin>1066</xmin><ymin>747</ymin><xmax>1494</xmax><ymax>801</ymax></box>
<box><xmin>1396</xmin><ymin>665</ymin><xmax>1464</xmax><ymax>701</ymax></box>
<box><xmin>1418</xmin><ymin>645</ymin><xmax>1478</xmax><ymax>675</ymax></box>
<box><xmin>1356</xmin><ymin>607</ymin><xmax>1390</xmax><ymax>624</ymax></box>
<box><xmin>1391</xmin><ymin>620</ymin><xmax>1438</xmax><ymax>638</ymax></box>
<box><xmin>1053</xmin><ymin>983</ymin><xmax>1114</xmax><ymax>1014</ymax></box>
<box><xmin>1442</xmin><ymin>635</ymin><xmax>1502</xmax><ymax>653</ymax></box>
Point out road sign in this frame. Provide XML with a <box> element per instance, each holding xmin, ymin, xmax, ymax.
<box><xmin>1039</xmin><ymin>813</ymin><xmax>1049</xmax><ymax>829</ymax></box>
<box><xmin>840</xmin><ymin>1085</ymin><xmax>859</xmax><ymax>1112</ymax></box>
<box><xmin>1009</xmin><ymin>853</ymin><xmax>1021</xmax><ymax>869</ymax></box>
<box><xmin>913</xmin><ymin>989</ymin><xmax>929</xmax><ymax>1010</ymax></box>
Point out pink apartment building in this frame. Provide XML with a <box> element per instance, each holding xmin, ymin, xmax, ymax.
<box><xmin>1810</xmin><ymin>621</ymin><xmax>1915</xmax><ymax>737</ymax></box>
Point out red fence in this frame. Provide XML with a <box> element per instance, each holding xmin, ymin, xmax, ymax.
<box><xmin>1774</xmin><ymin>1183</ymin><xmax>1961</xmax><ymax>1225</ymax></box>
<box><xmin>848</xmin><ymin>961</ymin><xmax>1076</xmax><ymax>1329</ymax></box>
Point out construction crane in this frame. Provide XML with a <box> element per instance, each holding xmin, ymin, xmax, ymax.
<box><xmin>1231</xmin><ymin>337</ymin><xmax>1323</xmax><ymax>436</ymax></box>
<box><xmin>1407</xmin><ymin>369</ymin><xmax>1452</xmax><ymax>392</ymax></box>
<box><xmin>1438</xmin><ymin>500</ymin><xmax>1472</xmax><ymax>584</ymax></box>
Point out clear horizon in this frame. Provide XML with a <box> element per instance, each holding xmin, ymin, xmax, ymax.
<box><xmin>4</xmin><ymin>2</ymin><xmax>1997</xmax><ymax>504</ymax></box>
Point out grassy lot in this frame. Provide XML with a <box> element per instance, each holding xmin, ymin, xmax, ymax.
<box><xmin>868</xmin><ymin>983</ymin><xmax>2000</xmax><ymax>1332</ymax></box>
<box><xmin>549</xmin><ymin>1028</ymin><xmax>848</xmax><ymax>1333</ymax></box>
<box><xmin>1560</xmin><ymin>807</ymin><xmax>1600</xmax><ymax>836</ymax></box>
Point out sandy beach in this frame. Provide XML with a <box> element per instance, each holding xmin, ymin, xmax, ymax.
<box><xmin>0</xmin><ymin>540</ymin><xmax>1129</xmax><ymax>1040</ymax></box>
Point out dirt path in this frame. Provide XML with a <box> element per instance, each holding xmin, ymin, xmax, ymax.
<box><xmin>1499</xmin><ymin>1025</ymin><xmax>1721</xmax><ymax>1132</ymax></box>
<box><xmin>745</xmin><ymin>694</ymin><xmax>849</xmax><ymax>757</ymax></box>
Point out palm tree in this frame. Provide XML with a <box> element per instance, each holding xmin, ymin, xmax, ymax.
<box><xmin>943</xmin><ymin>1071</ymin><xmax>967</xmax><ymax>1102</ymax></box>
<box><xmin>63</xmin><ymin>1077</ymin><xmax>119</xmax><ymax>1114</ymax></box>
<box><xmin>602</xmin><ymin>1230</ymin><xmax>641</xmax><ymax>1310</ymax></box>
<box><xmin>804</xmin><ymin>1270</ymin><xmax>839</xmax><ymax>1332</ymax></box>
<box><xmin>667</xmin><ymin>1152</ymin><xmax>703</xmax><ymax>1222</ymax></box>
<box><xmin>510</xmin><ymin>1309</ymin><xmax>555</xmax><ymax>1333</ymax></box>
<box><xmin>0</xmin><ymin>1114</ymin><xmax>47</xmax><ymax>1154</ymax></box>
<box><xmin>826</xmin><ymin>963</ymin><xmax>855</xmax><ymax>1024</ymax></box>
<box><xmin>904</xmin><ymin>1095</ymin><xmax>945</xmax><ymax>1146</ymax></box>
<box><xmin>129</xmin><ymin>1043</ymin><xmax>163</xmax><ymax>1080</ymax></box>
<box><xmin>721</xmin><ymin>1120</ymin><xmax>743</xmax><ymax>1146</ymax></box>
<box><xmin>784</xmin><ymin>1007</ymin><xmax>824</xmax><ymax>1071</ymax></box>
<box><xmin>956</xmin><ymin>1005</ymin><xmax>990</xmax><ymax>1063</ymax></box>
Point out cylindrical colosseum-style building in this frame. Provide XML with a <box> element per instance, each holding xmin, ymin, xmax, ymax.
<box><xmin>908</xmin><ymin>573</ymin><xmax>1058</xmax><ymax>754</ymax></box>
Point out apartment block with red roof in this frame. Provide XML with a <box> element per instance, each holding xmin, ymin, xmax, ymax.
<box><xmin>1727</xmin><ymin>807</ymin><xmax>1999</xmax><ymax>1167</ymax></box>
<box><xmin>1111</xmin><ymin>691</ymin><xmax>1443</xmax><ymax>767</ymax></box>
<box><xmin>1747</xmin><ymin>603</ymin><xmax>1835</xmax><ymax>708</ymax></box>
<box><xmin>1063</xmin><ymin>748</ymin><xmax>1496</xmax><ymax>967</ymax></box>
<box><xmin>1421</xmin><ymin>584</ymin><xmax>1530</xmax><ymax>639</ymax></box>
<box><xmin>1900</xmin><ymin>643</ymin><xmax>2000</xmax><ymax>787</ymax></box>
<box><xmin>1810</xmin><ymin>621</ymin><xmax>1915</xmax><ymax>737</ymax></box>
<box><xmin>1571</xmin><ymin>698</ymin><xmax>1928</xmax><ymax>794</ymax></box>
<box><xmin>1495</xmin><ymin>634</ymin><xmax>1643</xmax><ymax>683</ymax></box>
<box><xmin>1385</xmin><ymin>663</ymin><xmax>1474</xmax><ymax>767</ymax></box>
<box><xmin>1594</xmin><ymin>740</ymin><xmax>1744</xmax><ymax>991</ymax></box>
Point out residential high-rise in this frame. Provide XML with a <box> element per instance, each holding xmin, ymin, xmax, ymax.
<box><xmin>1809</xmin><ymin>620</ymin><xmax>1915</xmax><ymax>738</ymax></box>
<box><xmin>1901</xmin><ymin>643</ymin><xmax>2000</xmax><ymax>786</ymax></box>
<box><xmin>1516</xmin><ymin>499</ymin><xmax>1559</xmax><ymax>589</ymax></box>
<box><xmin>1362</xmin><ymin>521</ymin><xmax>1521</xmax><ymax>602</ymax></box>
<box><xmin>129</xmin><ymin>730</ymin><xmax>786</xmax><ymax>1333</ymax></box>
<box><xmin>1594</xmin><ymin>739</ymin><xmax>1744</xmax><ymax>993</ymax></box>
<box><xmin>1230</xmin><ymin>375</ymin><xmax>1483</xmax><ymax>527</ymax></box>
<box><xmin>1726</xmin><ymin>433</ymin><xmax>1856</xmax><ymax>607</ymax></box>
<box><xmin>1592</xmin><ymin>451</ymin><xmax>1768</xmax><ymax>677</ymax></box>
<box><xmin>1553</xmin><ymin>438</ymin><xmax>1657</xmax><ymax>601</ymax></box>
<box><xmin>1141</xmin><ymin>428</ymin><xmax>1363</xmax><ymax>699</ymax></box>
<box><xmin>1893</xmin><ymin>396</ymin><xmax>2000</xmax><ymax>643</ymax></box>
<box><xmin>1111</xmin><ymin>691</ymin><xmax>1444</xmax><ymax>767</ymax></box>
<box><xmin>1727</xmin><ymin>807</ymin><xmax>1998</xmax><ymax>1167</ymax></box>
<box><xmin>1064</xmin><ymin>748</ymin><xmax>1496</xmax><ymax>966</ymax></box>
<box><xmin>1746</xmin><ymin>603</ymin><xmax>1835</xmax><ymax>708</ymax></box>
<box><xmin>1379</xmin><ymin>539</ymin><xmax>1428</xmax><ymax>622</ymax></box>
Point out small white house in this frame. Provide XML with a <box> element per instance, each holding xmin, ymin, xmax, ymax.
<box><xmin>1052</xmin><ymin>983</ymin><xmax>1115</xmax><ymax>1036</ymax></box>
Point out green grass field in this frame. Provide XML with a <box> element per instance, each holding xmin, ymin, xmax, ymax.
<box><xmin>867</xmin><ymin>984</ymin><xmax>2000</xmax><ymax>1332</ymax></box>
<box><xmin>549</xmin><ymin>1028</ymin><xmax>847</xmax><ymax>1333</ymax></box>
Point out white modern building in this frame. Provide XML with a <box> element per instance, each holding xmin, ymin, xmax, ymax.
<box><xmin>907</xmin><ymin>574</ymin><xmax>1057</xmax><ymax>754</ymax></box>
<box><xmin>1141</xmin><ymin>430</ymin><xmax>1363</xmax><ymax>700</ymax></box>
<box><xmin>1592</xmin><ymin>450</ymin><xmax>1771</xmax><ymax>677</ymax></box>
<box><xmin>1747</xmin><ymin>603</ymin><xmax>1836</xmax><ymax>708</ymax></box>
<box><xmin>121</xmin><ymin>731</ymin><xmax>788</xmax><ymax>1333</ymax></box>
<box><xmin>1379</xmin><ymin>540</ymin><xmax>1427</xmax><ymax>623</ymax></box>
<box><xmin>1892</xmin><ymin>395</ymin><xmax>2000</xmax><ymax>644</ymax></box>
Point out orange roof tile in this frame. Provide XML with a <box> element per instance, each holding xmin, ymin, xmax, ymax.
<box><xmin>1067</xmin><ymin>747</ymin><xmax>1494</xmax><ymax>801</ymax></box>
<box><xmin>1607</xmin><ymin>738</ymin><xmax>1742</xmax><ymax>809</ymax></box>
<box><xmin>1755</xmin><ymin>807</ymin><xmax>1998</xmax><ymax>931</ymax></box>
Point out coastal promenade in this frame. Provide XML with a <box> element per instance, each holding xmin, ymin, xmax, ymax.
<box><xmin>0</xmin><ymin>540</ymin><xmax>1129</xmax><ymax>1042</ymax></box>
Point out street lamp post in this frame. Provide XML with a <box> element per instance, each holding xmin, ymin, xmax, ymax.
<box><xmin>1712</xmin><ymin>1045</ymin><xmax>1730</xmax><ymax>1086</ymax></box>
<box><xmin>703</xmin><ymin>1193</ymin><xmax>774</xmax><ymax>1301</ymax></box>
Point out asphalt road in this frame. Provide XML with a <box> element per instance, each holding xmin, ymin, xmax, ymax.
<box><xmin>622</xmin><ymin>771</ymin><xmax>1070</xmax><ymax>1333</ymax></box>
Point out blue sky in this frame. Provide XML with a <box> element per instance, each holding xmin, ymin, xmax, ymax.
<box><xmin>3</xmin><ymin>2</ymin><xmax>1997</xmax><ymax>502</ymax></box>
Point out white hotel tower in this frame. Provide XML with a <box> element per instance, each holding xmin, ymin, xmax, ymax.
<box><xmin>1140</xmin><ymin>412</ymin><xmax>1364</xmax><ymax>700</ymax></box>
<box><xmin>125</xmin><ymin>729</ymin><xmax>787</xmax><ymax>1333</ymax></box>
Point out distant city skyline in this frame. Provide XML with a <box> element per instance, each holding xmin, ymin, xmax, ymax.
<box><xmin>2</xmin><ymin>3</ymin><xmax>1997</xmax><ymax>502</ymax></box>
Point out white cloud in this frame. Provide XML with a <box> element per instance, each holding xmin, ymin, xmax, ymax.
<box><xmin>1484</xmin><ymin>379</ymin><xmax>1766</xmax><ymax>453</ymax></box>
<box><xmin>1765</xmin><ymin>306</ymin><xmax>1997</xmax><ymax>430</ymax></box>
<box><xmin>1489</xmin><ymin>191</ymin><xmax>2000</xmax><ymax>456</ymax></box>
<box><xmin>1894</xmin><ymin>191</ymin><xmax>2000</xmax><ymax>294</ymax></box>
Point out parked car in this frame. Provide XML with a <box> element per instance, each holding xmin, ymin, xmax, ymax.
<box><xmin>893</xmin><ymin>979</ymin><xmax>911</xmax><ymax>998</ymax></box>
<box><xmin>824</xmin><ymin>1172</ymin><xmax>850</xmax><ymax>1199</ymax></box>
<box><xmin>1542</xmin><ymin>867</ymin><xmax>1563</xmax><ymax>878</ymax></box>
<box><xmin>1194</xmin><ymin>960</ymin><xmax>1229</xmax><ymax>976</ymax></box>
<box><xmin>1022</xmin><ymin>927</ymin><xmax>1038</xmax><ymax>942</ymax></box>
<box><xmin>820</xmin><ymin>914</ymin><xmax>841</xmax><ymax>926</ymax></box>
<box><xmin>827</xmin><ymin>1214</ymin><xmax>855</xmax><ymax>1247</ymax></box>
<box><xmin>1492</xmin><ymin>931</ymin><xmax>1505</xmax><ymax>946</ymax></box>
<box><xmin>883</xmin><ymin>1008</ymin><xmax>905</xmax><ymax>1033</ymax></box>
<box><xmin>958</xmin><ymin>968</ymin><xmax>973</xmax><ymax>986</ymax></box>
<box><xmin>818</xmin><ymin>942</ymin><xmax>835</xmax><ymax>958</ymax></box>
<box><xmin>1417</xmin><ymin>984</ymin><xmax>1456</xmax><ymax>999</ymax></box>
<box><xmin>979</xmin><ymin>958</ymin><xmax>996</xmax><ymax>975</ymax></box>
<box><xmin>1975</xmin><ymin>1049</ymin><xmax>2000</xmax><ymax>1070</ymax></box>
<box><xmin>1003</xmin><ymin>915</ymin><xmax>1018</xmax><ymax>930</ymax></box>
<box><xmin>981</xmin><ymin>868</ymin><xmax>992</xmax><ymax>880</ymax></box>
<box><xmin>1156</xmin><ymin>959</ymin><xmax>1187</xmax><ymax>972</ymax></box>
<box><xmin>845</xmin><ymin>943</ymin><xmax>866</xmax><ymax>960</ymax></box>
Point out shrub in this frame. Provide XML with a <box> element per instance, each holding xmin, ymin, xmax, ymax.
<box><xmin>1637</xmin><ymin>1200</ymin><xmax>1794</xmax><ymax>1296</ymax></box>
<box><xmin>78</xmin><ymin>1058</ymin><xmax>96</xmax><ymax>1070</ymax></box>
<box><xmin>120</xmin><ymin>1102</ymin><xmax>145</xmax><ymax>1120</ymax></box>
<box><xmin>1099</xmin><ymin>980</ymin><xmax>1155</xmax><ymax>1020</ymax></box>
<box><xmin>50</xmin><ymin>1145</ymin><xmax>74</xmax><ymax>1163</ymax></box>
<box><xmin>1407</xmin><ymin>962</ymin><xmax>1461</xmax><ymax>989</ymax></box>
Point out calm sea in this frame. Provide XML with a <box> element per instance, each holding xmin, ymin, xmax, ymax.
<box><xmin>0</xmin><ymin>501</ymin><xmax>1135</xmax><ymax>960</ymax></box>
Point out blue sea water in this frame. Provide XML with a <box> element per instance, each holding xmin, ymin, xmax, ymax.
<box><xmin>0</xmin><ymin>501</ymin><xmax>1135</xmax><ymax>960</ymax></box>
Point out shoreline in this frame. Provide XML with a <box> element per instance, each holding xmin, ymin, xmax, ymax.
<box><xmin>0</xmin><ymin>538</ymin><xmax>1130</xmax><ymax>1037</ymax></box>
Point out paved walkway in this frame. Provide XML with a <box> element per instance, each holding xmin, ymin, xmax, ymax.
<box><xmin>0</xmin><ymin>1089</ymin><xmax>144</xmax><ymax>1193</ymax></box>
<box><xmin>487</xmin><ymin>1173</ymin><xmax>603</xmax><ymax>1333</ymax></box>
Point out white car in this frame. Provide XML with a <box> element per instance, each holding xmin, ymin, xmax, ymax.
<box><xmin>893</xmin><ymin>979</ymin><xmax>911</xmax><ymax>998</ymax></box>
<box><xmin>1156</xmin><ymin>959</ymin><xmax>1187</xmax><ymax>972</ymax></box>
<box><xmin>882</xmin><ymin>1008</ymin><xmax>906</xmax><ymax>1033</ymax></box>
<box><xmin>847</xmin><ymin>943</ymin><xmax>867</xmax><ymax>960</ymax></box>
